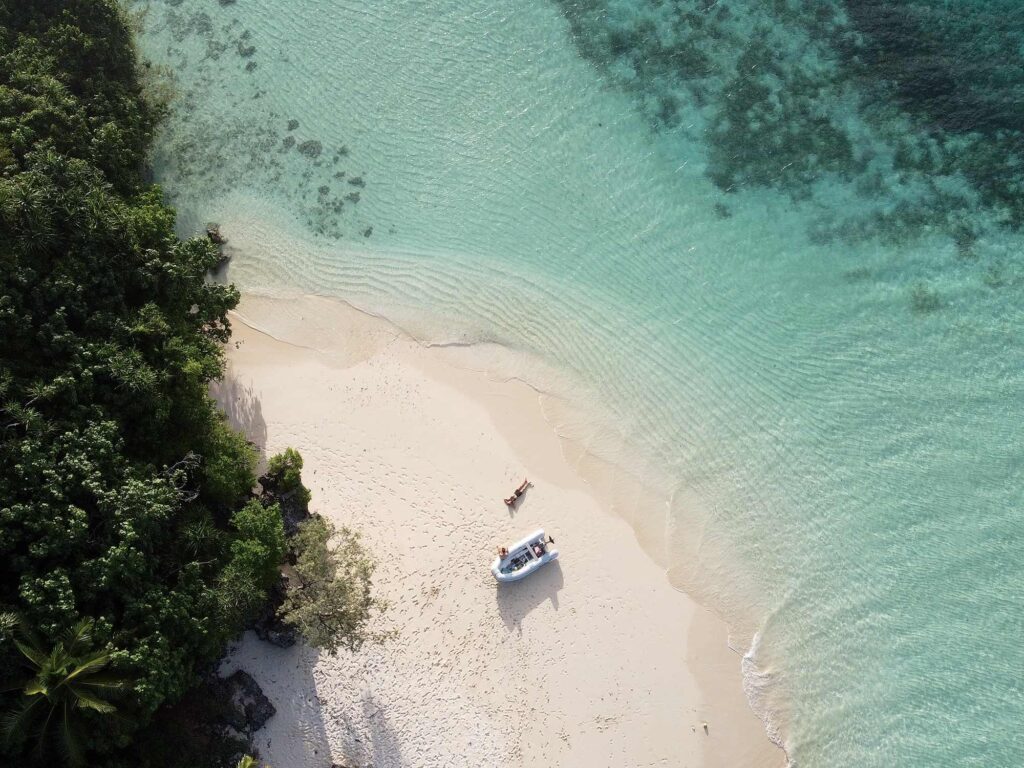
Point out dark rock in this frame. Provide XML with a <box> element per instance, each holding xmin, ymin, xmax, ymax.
<box><xmin>219</xmin><ymin>0</ymin><xmax>236</xmax><ymax>5</ymax></box>
<box><xmin>345</xmin><ymin>191</ymin><xmax>360</xmax><ymax>203</ymax></box>
<box><xmin>282</xmin><ymin>135</ymin><xmax>295</xmax><ymax>150</ymax></box>
<box><xmin>245</xmin><ymin>61</ymin><xmax>258</xmax><ymax>72</ymax></box>
<box><xmin>257</xmin><ymin>619</ymin><xmax>297</xmax><ymax>648</ymax></box>
<box><xmin>347</xmin><ymin>175</ymin><xmax>365</xmax><ymax>187</ymax></box>
<box><xmin>362</xmin><ymin>226</ymin><xmax>373</xmax><ymax>238</ymax></box>
<box><xmin>206</xmin><ymin>223</ymin><xmax>227</xmax><ymax>244</ymax></box>
<box><xmin>318</xmin><ymin>185</ymin><xmax>330</xmax><ymax>196</ymax></box>
<box><xmin>223</xmin><ymin>671</ymin><xmax>275</xmax><ymax>734</ymax></box>
<box><xmin>237</xmin><ymin>41</ymin><xmax>256</xmax><ymax>57</ymax></box>
<box><xmin>287</xmin><ymin>119</ymin><xmax>300</xmax><ymax>131</ymax></box>
<box><xmin>297</xmin><ymin>140</ymin><xmax>322</xmax><ymax>158</ymax></box>
<box><xmin>333</xmin><ymin>171</ymin><xmax>346</xmax><ymax>180</ymax></box>
<box><xmin>257</xmin><ymin>475</ymin><xmax>312</xmax><ymax>537</ymax></box>
<box><xmin>252</xmin><ymin>583</ymin><xmax>298</xmax><ymax>648</ymax></box>
<box><xmin>279</xmin><ymin>491</ymin><xmax>311</xmax><ymax>536</ymax></box>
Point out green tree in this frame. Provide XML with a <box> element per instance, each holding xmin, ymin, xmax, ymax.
<box><xmin>279</xmin><ymin>517</ymin><xmax>389</xmax><ymax>654</ymax></box>
<box><xmin>216</xmin><ymin>501</ymin><xmax>286</xmax><ymax>627</ymax></box>
<box><xmin>263</xmin><ymin>447</ymin><xmax>311</xmax><ymax>505</ymax></box>
<box><xmin>2</xmin><ymin>619</ymin><xmax>130</xmax><ymax>766</ymax></box>
<box><xmin>0</xmin><ymin>1</ymin><xmax>278</xmax><ymax>763</ymax></box>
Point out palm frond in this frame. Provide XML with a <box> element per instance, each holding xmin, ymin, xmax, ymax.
<box><xmin>0</xmin><ymin>676</ymin><xmax>30</xmax><ymax>694</ymax></box>
<box><xmin>0</xmin><ymin>696</ymin><xmax>44</xmax><ymax>747</ymax></box>
<box><xmin>58</xmin><ymin>702</ymin><xmax>85</xmax><ymax>768</ymax></box>
<box><xmin>63</xmin><ymin>619</ymin><xmax>95</xmax><ymax>653</ymax></box>
<box><xmin>66</xmin><ymin>686</ymin><xmax>117</xmax><ymax>714</ymax></box>
<box><xmin>63</xmin><ymin>650</ymin><xmax>112</xmax><ymax>682</ymax></box>
<box><xmin>12</xmin><ymin>638</ymin><xmax>48</xmax><ymax>669</ymax></box>
<box><xmin>73</xmin><ymin>673</ymin><xmax>130</xmax><ymax>691</ymax></box>
<box><xmin>22</xmin><ymin>681</ymin><xmax>47</xmax><ymax>697</ymax></box>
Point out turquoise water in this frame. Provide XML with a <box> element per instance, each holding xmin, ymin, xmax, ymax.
<box><xmin>133</xmin><ymin>0</ymin><xmax>1024</xmax><ymax>764</ymax></box>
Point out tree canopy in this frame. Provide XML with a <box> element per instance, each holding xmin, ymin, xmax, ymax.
<box><xmin>280</xmin><ymin>516</ymin><xmax>388</xmax><ymax>655</ymax></box>
<box><xmin>0</xmin><ymin>4</ymin><xmax>387</xmax><ymax>765</ymax></box>
<box><xmin>0</xmin><ymin>1</ymin><xmax>270</xmax><ymax>763</ymax></box>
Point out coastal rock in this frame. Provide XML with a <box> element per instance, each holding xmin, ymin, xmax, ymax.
<box><xmin>245</xmin><ymin>61</ymin><xmax>258</xmax><ymax>73</ymax></box>
<box><xmin>287</xmin><ymin>119</ymin><xmax>300</xmax><ymax>131</ymax></box>
<box><xmin>253</xmin><ymin>610</ymin><xmax>297</xmax><ymax>648</ymax></box>
<box><xmin>206</xmin><ymin>223</ymin><xmax>227</xmax><ymax>244</ymax></box>
<box><xmin>279</xmin><ymin>491</ymin><xmax>311</xmax><ymax>536</ymax></box>
<box><xmin>257</xmin><ymin>474</ymin><xmax>312</xmax><ymax>536</ymax></box>
<box><xmin>347</xmin><ymin>175</ymin><xmax>365</xmax><ymax>187</ymax></box>
<box><xmin>252</xmin><ymin>577</ymin><xmax>298</xmax><ymax>647</ymax></box>
<box><xmin>298</xmin><ymin>140</ymin><xmax>323</xmax><ymax>158</ymax></box>
<box><xmin>223</xmin><ymin>670</ymin><xmax>276</xmax><ymax>734</ymax></box>
<box><xmin>237</xmin><ymin>41</ymin><xmax>256</xmax><ymax>58</ymax></box>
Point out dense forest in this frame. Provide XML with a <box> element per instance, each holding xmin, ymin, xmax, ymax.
<box><xmin>0</xmin><ymin>2</ymin><xmax>381</xmax><ymax>766</ymax></box>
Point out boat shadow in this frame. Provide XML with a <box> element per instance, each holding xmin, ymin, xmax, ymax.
<box><xmin>495</xmin><ymin>560</ymin><xmax>563</xmax><ymax>635</ymax></box>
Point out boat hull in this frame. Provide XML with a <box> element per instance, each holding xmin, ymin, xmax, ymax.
<box><xmin>491</xmin><ymin>528</ymin><xmax>559</xmax><ymax>582</ymax></box>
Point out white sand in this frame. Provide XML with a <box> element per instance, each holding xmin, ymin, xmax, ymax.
<box><xmin>216</xmin><ymin>294</ymin><xmax>782</xmax><ymax>768</ymax></box>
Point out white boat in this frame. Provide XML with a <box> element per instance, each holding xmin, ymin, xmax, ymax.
<box><xmin>491</xmin><ymin>529</ymin><xmax>559</xmax><ymax>583</ymax></box>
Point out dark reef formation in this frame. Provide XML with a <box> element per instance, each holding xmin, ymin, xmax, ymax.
<box><xmin>551</xmin><ymin>0</ymin><xmax>1024</xmax><ymax>282</ymax></box>
<box><xmin>138</xmin><ymin>0</ymin><xmax>373</xmax><ymax>240</ymax></box>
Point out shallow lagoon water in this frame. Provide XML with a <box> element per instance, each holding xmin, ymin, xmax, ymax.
<box><xmin>134</xmin><ymin>1</ymin><xmax>1024</xmax><ymax>764</ymax></box>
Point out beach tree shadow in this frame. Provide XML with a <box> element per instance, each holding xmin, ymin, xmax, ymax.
<box><xmin>495</xmin><ymin>561</ymin><xmax>564</xmax><ymax>635</ymax></box>
<box><xmin>211</xmin><ymin>365</ymin><xmax>268</xmax><ymax>457</ymax></box>
<box><xmin>221</xmin><ymin>635</ymin><xmax>332</xmax><ymax>767</ymax></box>
<box><xmin>358</xmin><ymin>691</ymin><xmax>404</xmax><ymax>768</ymax></box>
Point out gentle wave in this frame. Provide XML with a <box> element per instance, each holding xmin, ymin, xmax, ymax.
<box><xmin>135</xmin><ymin>0</ymin><xmax>1024</xmax><ymax>765</ymax></box>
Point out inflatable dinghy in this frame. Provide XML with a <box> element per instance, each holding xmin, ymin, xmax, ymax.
<box><xmin>491</xmin><ymin>529</ymin><xmax>558</xmax><ymax>583</ymax></box>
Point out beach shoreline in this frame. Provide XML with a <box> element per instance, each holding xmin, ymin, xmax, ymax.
<box><xmin>216</xmin><ymin>293</ymin><xmax>783</xmax><ymax>767</ymax></box>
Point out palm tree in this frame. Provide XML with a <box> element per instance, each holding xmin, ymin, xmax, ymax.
<box><xmin>1</xmin><ymin>618</ymin><xmax>130</xmax><ymax>765</ymax></box>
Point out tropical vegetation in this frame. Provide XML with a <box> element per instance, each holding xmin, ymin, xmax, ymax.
<box><xmin>0</xmin><ymin>2</ymin><xmax>384</xmax><ymax>766</ymax></box>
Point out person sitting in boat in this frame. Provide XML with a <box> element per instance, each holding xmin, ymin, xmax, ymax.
<box><xmin>533</xmin><ymin>542</ymin><xmax>545</xmax><ymax>557</ymax></box>
<box><xmin>504</xmin><ymin>477</ymin><xmax>530</xmax><ymax>506</ymax></box>
<box><xmin>498</xmin><ymin>546</ymin><xmax>509</xmax><ymax>558</ymax></box>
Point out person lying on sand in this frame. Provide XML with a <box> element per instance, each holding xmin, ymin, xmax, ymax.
<box><xmin>504</xmin><ymin>477</ymin><xmax>530</xmax><ymax>506</ymax></box>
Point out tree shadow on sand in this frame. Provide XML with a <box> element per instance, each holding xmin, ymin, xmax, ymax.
<box><xmin>357</xmin><ymin>691</ymin><xmax>404</xmax><ymax>768</ymax></box>
<box><xmin>211</xmin><ymin>365</ymin><xmax>268</xmax><ymax>457</ymax></box>
<box><xmin>495</xmin><ymin>561</ymin><xmax>563</xmax><ymax>636</ymax></box>
<box><xmin>223</xmin><ymin>635</ymin><xmax>332</xmax><ymax>767</ymax></box>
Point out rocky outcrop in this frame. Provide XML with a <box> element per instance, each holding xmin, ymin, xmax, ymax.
<box><xmin>206</xmin><ymin>223</ymin><xmax>227</xmax><ymax>244</ymax></box>
<box><xmin>251</xmin><ymin>577</ymin><xmax>298</xmax><ymax>647</ymax></box>
<box><xmin>217</xmin><ymin>670</ymin><xmax>276</xmax><ymax>736</ymax></box>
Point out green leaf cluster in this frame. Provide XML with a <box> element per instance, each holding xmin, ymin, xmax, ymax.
<box><xmin>280</xmin><ymin>517</ymin><xmax>389</xmax><ymax>655</ymax></box>
<box><xmin>0</xmin><ymin>2</ymin><xmax>284</xmax><ymax>764</ymax></box>
<box><xmin>263</xmin><ymin>446</ymin><xmax>311</xmax><ymax>506</ymax></box>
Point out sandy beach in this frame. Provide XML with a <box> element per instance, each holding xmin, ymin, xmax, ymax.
<box><xmin>215</xmin><ymin>293</ymin><xmax>782</xmax><ymax>768</ymax></box>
